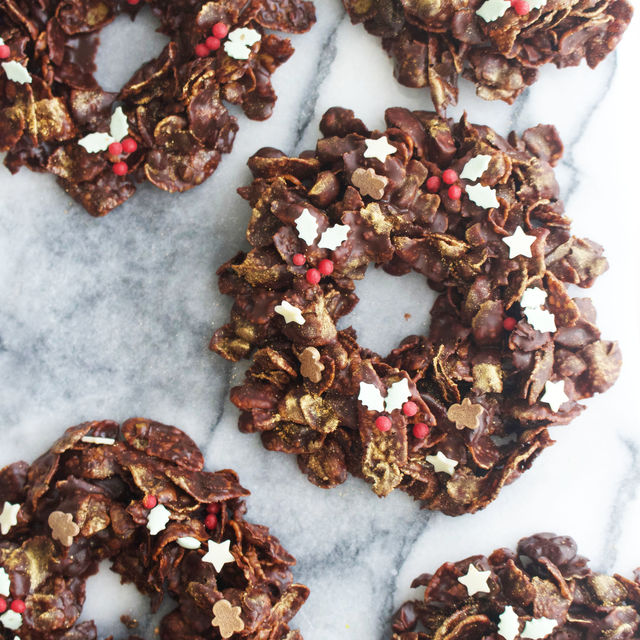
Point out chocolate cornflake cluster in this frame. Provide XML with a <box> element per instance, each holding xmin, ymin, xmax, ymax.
<box><xmin>0</xmin><ymin>0</ymin><xmax>316</xmax><ymax>216</ymax></box>
<box><xmin>392</xmin><ymin>533</ymin><xmax>640</xmax><ymax>640</ymax></box>
<box><xmin>211</xmin><ymin>106</ymin><xmax>621</xmax><ymax>516</ymax></box>
<box><xmin>0</xmin><ymin>419</ymin><xmax>308</xmax><ymax>640</ymax></box>
<box><xmin>343</xmin><ymin>0</ymin><xmax>633</xmax><ymax>115</ymax></box>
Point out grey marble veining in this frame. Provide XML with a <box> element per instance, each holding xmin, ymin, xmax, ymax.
<box><xmin>1</xmin><ymin>2</ymin><xmax>639</xmax><ymax>639</ymax></box>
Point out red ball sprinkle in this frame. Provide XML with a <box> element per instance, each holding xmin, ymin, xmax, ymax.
<box><xmin>292</xmin><ymin>253</ymin><xmax>306</xmax><ymax>266</ymax></box>
<box><xmin>205</xmin><ymin>514</ymin><xmax>218</xmax><ymax>530</ymax></box>
<box><xmin>126</xmin><ymin>0</ymin><xmax>140</xmax><ymax>5</ymax></box>
<box><xmin>142</xmin><ymin>495</ymin><xmax>157</xmax><ymax>509</ymax></box>
<box><xmin>426</xmin><ymin>176</ymin><xmax>441</xmax><ymax>193</ymax></box>
<box><xmin>448</xmin><ymin>184</ymin><xmax>462</xmax><ymax>200</ymax></box>
<box><xmin>121</xmin><ymin>137</ymin><xmax>137</xmax><ymax>154</ymax></box>
<box><xmin>413</xmin><ymin>422</ymin><xmax>430</xmax><ymax>439</ymax></box>
<box><xmin>306</xmin><ymin>268</ymin><xmax>321</xmax><ymax>285</ymax></box>
<box><xmin>195</xmin><ymin>43</ymin><xmax>209</xmax><ymax>58</ymax></box>
<box><xmin>513</xmin><ymin>0</ymin><xmax>530</xmax><ymax>13</ymax></box>
<box><xmin>318</xmin><ymin>259</ymin><xmax>334</xmax><ymax>276</ymax></box>
<box><xmin>11</xmin><ymin>599</ymin><xmax>26</xmax><ymax>614</ymax></box>
<box><xmin>206</xmin><ymin>502</ymin><xmax>220</xmax><ymax>514</ymax></box>
<box><xmin>375</xmin><ymin>415</ymin><xmax>392</xmax><ymax>432</ymax></box>
<box><xmin>108</xmin><ymin>141</ymin><xmax>123</xmax><ymax>156</ymax></box>
<box><xmin>0</xmin><ymin>598</ymin><xmax>7</xmax><ymax>614</ymax></box>
<box><xmin>113</xmin><ymin>161</ymin><xmax>128</xmax><ymax>176</ymax></box>
<box><xmin>503</xmin><ymin>316</ymin><xmax>517</xmax><ymax>331</ymax></box>
<box><xmin>212</xmin><ymin>22</ymin><xmax>229</xmax><ymax>39</ymax></box>
<box><xmin>442</xmin><ymin>169</ymin><xmax>458</xmax><ymax>185</ymax></box>
<box><xmin>0</xmin><ymin>45</ymin><xmax>10</xmax><ymax>59</ymax></box>
<box><xmin>206</xmin><ymin>36</ymin><xmax>221</xmax><ymax>51</ymax></box>
<box><xmin>402</xmin><ymin>401</ymin><xmax>418</xmax><ymax>417</ymax></box>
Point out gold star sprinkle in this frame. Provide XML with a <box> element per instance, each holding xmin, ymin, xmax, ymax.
<box><xmin>447</xmin><ymin>398</ymin><xmax>484</xmax><ymax>430</ymax></box>
<box><xmin>212</xmin><ymin>599</ymin><xmax>244</xmax><ymax>638</ymax></box>
<box><xmin>299</xmin><ymin>347</ymin><xmax>324</xmax><ymax>383</ymax></box>
<box><xmin>351</xmin><ymin>167</ymin><xmax>388</xmax><ymax>200</ymax></box>
<box><xmin>48</xmin><ymin>511</ymin><xmax>80</xmax><ymax>547</ymax></box>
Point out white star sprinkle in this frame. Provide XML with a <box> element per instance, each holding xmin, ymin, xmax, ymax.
<box><xmin>274</xmin><ymin>300</ymin><xmax>305</xmax><ymax>325</ymax></box>
<box><xmin>1</xmin><ymin>60</ymin><xmax>31</xmax><ymax>85</ymax></box>
<box><xmin>0</xmin><ymin>610</ymin><xmax>22</xmax><ymax>630</ymax></box>
<box><xmin>318</xmin><ymin>224</ymin><xmax>350</xmax><ymax>251</ymax></box>
<box><xmin>146</xmin><ymin>504</ymin><xmax>171</xmax><ymax>535</ymax></box>
<box><xmin>78</xmin><ymin>132</ymin><xmax>114</xmax><ymax>153</ymax></box>
<box><xmin>295</xmin><ymin>208</ymin><xmax>319</xmax><ymax>245</ymax></box>
<box><xmin>0</xmin><ymin>502</ymin><xmax>20</xmax><ymax>535</ymax></box>
<box><xmin>498</xmin><ymin>606</ymin><xmax>521</xmax><ymax>640</ymax></box>
<box><xmin>109</xmin><ymin>106</ymin><xmax>129</xmax><ymax>142</ymax></box>
<box><xmin>0</xmin><ymin>567</ymin><xmax>10</xmax><ymax>597</ymax></box>
<box><xmin>540</xmin><ymin>380</ymin><xmax>569</xmax><ymax>413</ymax></box>
<box><xmin>466</xmin><ymin>183</ymin><xmax>500</xmax><ymax>209</ymax></box>
<box><xmin>202</xmin><ymin>539</ymin><xmax>235</xmax><ymax>572</ymax></box>
<box><xmin>524</xmin><ymin>307</ymin><xmax>557</xmax><ymax>333</ymax></box>
<box><xmin>364</xmin><ymin>137</ymin><xmax>396</xmax><ymax>163</ymax></box>
<box><xmin>426</xmin><ymin>451</ymin><xmax>458</xmax><ymax>476</ymax></box>
<box><xmin>224</xmin><ymin>28</ymin><xmax>261</xmax><ymax>60</ymax></box>
<box><xmin>520</xmin><ymin>287</ymin><xmax>547</xmax><ymax>309</ymax></box>
<box><xmin>476</xmin><ymin>0</ymin><xmax>511</xmax><ymax>21</ymax></box>
<box><xmin>460</xmin><ymin>155</ymin><xmax>492</xmax><ymax>181</ymax></box>
<box><xmin>177</xmin><ymin>536</ymin><xmax>201</xmax><ymax>550</ymax></box>
<box><xmin>502</xmin><ymin>226</ymin><xmax>536</xmax><ymax>259</ymax></box>
<box><xmin>458</xmin><ymin>564</ymin><xmax>492</xmax><ymax>596</ymax></box>
<box><xmin>522</xmin><ymin>617</ymin><xmax>558</xmax><ymax>639</ymax></box>
<box><xmin>81</xmin><ymin>436</ymin><xmax>116</xmax><ymax>445</ymax></box>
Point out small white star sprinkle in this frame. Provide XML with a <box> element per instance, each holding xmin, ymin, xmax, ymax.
<box><xmin>224</xmin><ymin>28</ymin><xmax>261</xmax><ymax>60</ymax></box>
<box><xmin>466</xmin><ymin>183</ymin><xmax>500</xmax><ymax>209</ymax></box>
<box><xmin>460</xmin><ymin>155</ymin><xmax>492</xmax><ymax>181</ymax></box>
<box><xmin>0</xmin><ymin>567</ymin><xmax>10</xmax><ymax>597</ymax></box>
<box><xmin>295</xmin><ymin>208</ymin><xmax>319</xmax><ymax>245</ymax></box>
<box><xmin>426</xmin><ymin>451</ymin><xmax>458</xmax><ymax>476</ymax></box>
<box><xmin>177</xmin><ymin>536</ymin><xmax>201</xmax><ymax>550</ymax></box>
<box><xmin>540</xmin><ymin>380</ymin><xmax>569</xmax><ymax>413</ymax></box>
<box><xmin>458</xmin><ymin>564</ymin><xmax>492</xmax><ymax>596</ymax></box>
<box><xmin>81</xmin><ymin>436</ymin><xmax>116</xmax><ymax>445</ymax></box>
<box><xmin>0</xmin><ymin>502</ymin><xmax>20</xmax><ymax>535</ymax></box>
<box><xmin>522</xmin><ymin>617</ymin><xmax>558</xmax><ymax>639</ymax></box>
<box><xmin>520</xmin><ymin>287</ymin><xmax>547</xmax><ymax>309</ymax></box>
<box><xmin>364</xmin><ymin>137</ymin><xmax>396</xmax><ymax>163</ymax></box>
<box><xmin>202</xmin><ymin>539</ymin><xmax>235</xmax><ymax>572</ymax></box>
<box><xmin>358</xmin><ymin>382</ymin><xmax>385</xmax><ymax>412</ymax></box>
<box><xmin>476</xmin><ymin>0</ymin><xmax>511</xmax><ymax>21</ymax></box>
<box><xmin>146</xmin><ymin>504</ymin><xmax>171</xmax><ymax>535</ymax></box>
<box><xmin>78</xmin><ymin>132</ymin><xmax>114</xmax><ymax>153</ymax></box>
<box><xmin>109</xmin><ymin>106</ymin><xmax>129</xmax><ymax>142</ymax></box>
<box><xmin>524</xmin><ymin>307</ymin><xmax>557</xmax><ymax>333</ymax></box>
<box><xmin>1</xmin><ymin>60</ymin><xmax>31</xmax><ymax>85</ymax></box>
<box><xmin>318</xmin><ymin>224</ymin><xmax>350</xmax><ymax>251</ymax></box>
<box><xmin>274</xmin><ymin>300</ymin><xmax>305</xmax><ymax>325</ymax></box>
<box><xmin>502</xmin><ymin>226</ymin><xmax>536</xmax><ymax>259</ymax></box>
<box><xmin>0</xmin><ymin>610</ymin><xmax>22</xmax><ymax>630</ymax></box>
<box><xmin>498</xmin><ymin>606</ymin><xmax>520</xmax><ymax>640</ymax></box>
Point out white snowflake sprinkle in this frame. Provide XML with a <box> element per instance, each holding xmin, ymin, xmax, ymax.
<box><xmin>520</xmin><ymin>287</ymin><xmax>547</xmax><ymax>309</ymax></box>
<box><xmin>295</xmin><ymin>209</ymin><xmax>319</xmax><ymax>245</ymax></box>
<box><xmin>318</xmin><ymin>224</ymin><xmax>349</xmax><ymax>251</ymax></box>
<box><xmin>466</xmin><ymin>183</ymin><xmax>500</xmax><ymax>209</ymax></box>
<box><xmin>224</xmin><ymin>28</ymin><xmax>261</xmax><ymax>60</ymax></box>
<box><xmin>146</xmin><ymin>504</ymin><xmax>171</xmax><ymax>535</ymax></box>
<box><xmin>477</xmin><ymin>0</ymin><xmax>511</xmax><ymax>22</ymax></box>
<box><xmin>524</xmin><ymin>307</ymin><xmax>557</xmax><ymax>333</ymax></box>
<box><xmin>0</xmin><ymin>610</ymin><xmax>22</xmax><ymax>631</ymax></box>
<box><xmin>498</xmin><ymin>606</ymin><xmax>520</xmax><ymax>640</ymax></box>
<box><xmin>0</xmin><ymin>567</ymin><xmax>10</xmax><ymax>597</ymax></box>
<box><xmin>522</xmin><ymin>617</ymin><xmax>558</xmax><ymax>640</ymax></box>
<box><xmin>0</xmin><ymin>502</ymin><xmax>20</xmax><ymax>535</ymax></box>
<box><xmin>460</xmin><ymin>155</ymin><xmax>492</xmax><ymax>181</ymax></box>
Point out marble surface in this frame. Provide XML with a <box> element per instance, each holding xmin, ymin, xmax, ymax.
<box><xmin>1</xmin><ymin>3</ymin><xmax>639</xmax><ymax>639</ymax></box>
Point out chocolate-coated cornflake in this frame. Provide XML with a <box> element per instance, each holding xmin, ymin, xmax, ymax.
<box><xmin>392</xmin><ymin>533</ymin><xmax>640</xmax><ymax>640</ymax></box>
<box><xmin>211</xmin><ymin>106</ymin><xmax>621</xmax><ymax>516</ymax></box>
<box><xmin>0</xmin><ymin>0</ymin><xmax>315</xmax><ymax>216</ymax></box>
<box><xmin>343</xmin><ymin>0</ymin><xmax>632</xmax><ymax>115</ymax></box>
<box><xmin>0</xmin><ymin>419</ymin><xmax>308</xmax><ymax>639</ymax></box>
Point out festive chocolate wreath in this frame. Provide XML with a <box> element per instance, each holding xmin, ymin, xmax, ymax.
<box><xmin>391</xmin><ymin>532</ymin><xmax>640</xmax><ymax>640</ymax></box>
<box><xmin>0</xmin><ymin>0</ymin><xmax>315</xmax><ymax>216</ymax></box>
<box><xmin>343</xmin><ymin>0</ymin><xmax>633</xmax><ymax>115</ymax></box>
<box><xmin>211</xmin><ymin>106</ymin><xmax>621</xmax><ymax>516</ymax></box>
<box><xmin>0</xmin><ymin>419</ymin><xmax>308</xmax><ymax>640</ymax></box>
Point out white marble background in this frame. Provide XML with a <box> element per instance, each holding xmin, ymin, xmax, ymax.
<box><xmin>1</xmin><ymin>2</ymin><xmax>639</xmax><ymax>639</ymax></box>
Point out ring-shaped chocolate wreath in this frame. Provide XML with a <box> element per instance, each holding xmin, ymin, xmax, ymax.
<box><xmin>0</xmin><ymin>419</ymin><xmax>308</xmax><ymax>640</ymax></box>
<box><xmin>211</xmin><ymin>106</ymin><xmax>621</xmax><ymax>516</ymax></box>
<box><xmin>343</xmin><ymin>0</ymin><xmax>633</xmax><ymax>115</ymax></box>
<box><xmin>0</xmin><ymin>0</ymin><xmax>315</xmax><ymax>216</ymax></box>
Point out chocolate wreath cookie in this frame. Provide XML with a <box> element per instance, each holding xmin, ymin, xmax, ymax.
<box><xmin>0</xmin><ymin>419</ymin><xmax>308</xmax><ymax>640</ymax></box>
<box><xmin>391</xmin><ymin>532</ymin><xmax>640</xmax><ymax>640</ymax></box>
<box><xmin>211</xmin><ymin>106</ymin><xmax>621</xmax><ymax>516</ymax></box>
<box><xmin>343</xmin><ymin>0</ymin><xmax>632</xmax><ymax>115</ymax></box>
<box><xmin>0</xmin><ymin>0</ymin><xmax>315</xmax><ymax>216</ymax></box>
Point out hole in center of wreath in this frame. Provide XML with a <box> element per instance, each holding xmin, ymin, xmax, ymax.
<box><xmin>339</xmin><ymin>265</ymin><xmax>438</xmax><ymax>358</ymax></box>
<box><xmin>79</xmin><ymin>559</ymin><xmax>176</xmax><ymax>636</ymax></box>
<box><xmin>94</xmin><ymin>6</ymin><xmax>170</xmax><ymax>92</ymax></box>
